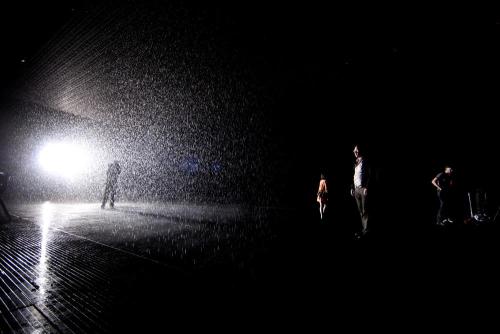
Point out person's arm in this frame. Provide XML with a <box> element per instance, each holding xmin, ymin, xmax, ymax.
<box><xmin>432</xmin><ymin>176</ymin><xmax>442</xmax><ymax>191</ymax></box>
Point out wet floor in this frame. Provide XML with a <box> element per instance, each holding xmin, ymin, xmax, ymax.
<box><xmin>1</xmin><ymin>202</ymin><xmax>500</xmax><ymax>332</ymax></box>
<box><xmin>1</xmin><ymin>202</ymin><xmax>303</xmax><ymax>332</ymax></box>
<box><xmin>7</xmin><ymin>202</ymin><xmax>274</xmax><ymax>271</ymax></box>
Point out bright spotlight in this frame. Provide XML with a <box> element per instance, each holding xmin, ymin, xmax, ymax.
<box><xmin>38</xmin><ymin>142</ymin><xmax>91</xmax><ymax>179</ymax></box>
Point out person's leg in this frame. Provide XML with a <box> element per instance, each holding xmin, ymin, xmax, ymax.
<box><xmin>437</xmin><ymin>191</ymin><xmax>445</xmax><ymax>224</ymax></box>
<box><xmin>102</xmin><ymin>184</ymin><xmax>110</xmax><ymax>208</ymax></box>
<box><xmin>109</xmin><ymin>184</ymin><xmax>116</xmax><ymax>208</ymax></box>
<box><xmin>359</xmin><ymin>190</ymin><xmax>368</xmax><ymax>233</ymax></box>
<box><xmin>441</xmin><ymin>191</ymin><xmax>450</xmax><ymax>222</ymax></box>
<box><xmin>320</xmin><ymin>202</ymin><xmax>327</xmax><ymax>219</ymax></box>
<box><xmin>355</xmin><ymin>188</ymin><xmax>364</xmax><ymax>232</ymax></box>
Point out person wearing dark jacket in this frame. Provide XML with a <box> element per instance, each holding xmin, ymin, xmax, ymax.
<box><xmin>432</xmin><ymin>166</ymin><xmax>455</xmax><ymax>225</ymax></box>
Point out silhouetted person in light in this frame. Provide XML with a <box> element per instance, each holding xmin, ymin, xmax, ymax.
<box><xmin>317</xmin><ymin>173</ymin><xmax>328</xmax><ymax>220</ymax></box>
<box><xmin>432</xmin><ymin>166</ymin><xmax>455</xmax><ymax>225</ymax></box>
<box><xmin>351</xmin><ymin>145</ymin><xmax>370</xmax><ymax>238</ymax></box>
<box><xmin>101</xmin><ymin>161</ymin><xmax>121</xmax><ymax>209</ymax></box>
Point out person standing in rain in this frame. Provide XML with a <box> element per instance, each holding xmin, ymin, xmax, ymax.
<box><xmin>317</xmin><ymin>173</ymin><xmax>328</xmax><ymax>220</ymax></box>
<box><xmin>351</xmin><ymin>145</ymin><xmax>370</xmax><ymax>238</ymax></box>
<box><xmin>101</xmin><ymin>160</ymin><xmax>121</xmax><ymax>209</ymax></box>
<box><xmin>431</xmin><ymin>165</ymin><xmax>455</xmax><ymax>225</ymax></box>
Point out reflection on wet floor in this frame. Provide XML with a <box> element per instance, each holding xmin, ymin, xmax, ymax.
<box><xmin>2</xmin><ymin>201</ymin><xmax>500</xmax><ymax>332</ymax></box>
<box><xmin>8</xmin><ymin>202</ymin><xmax>275</xmax><ymax>270</ymax></box>
<box><xmin>0</xmin><ymin>202</ymin><xmax>285</xmax><ymax>332</ymax></box>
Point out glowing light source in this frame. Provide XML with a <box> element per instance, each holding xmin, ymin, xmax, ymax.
<box><xmin>38</xmin><ymin>142</ymin><xmax>91</xmax><ymax>179</ymax></box>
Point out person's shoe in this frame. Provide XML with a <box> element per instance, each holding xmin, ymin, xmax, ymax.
<box><xmin>101</xmin><ymin>204</ymin><xmax>105</xmax><ymax>209</ymax></box>
<box><xmin>354</xmin><ymin>232</ymin><xmax>364</xmax><ymax>240</ymax></box>
<box><xmin>447</xmin><ymin>218</ymin><xmax>454</xmax><ymax>223</ymax></box>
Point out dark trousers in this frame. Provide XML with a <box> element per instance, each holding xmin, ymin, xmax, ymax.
<box><xmin>437</xmin><ymin>190</ymin><xmax>451</xmax><ymax>223</ymax></box>
<box><xmin>355</xmin><ymin>187</ymin><xmax>369</xmax><ymax>233</ymax></box>
<box><xmin>102</xmin><ymin>182</ymin><xmax>117</xmax><ymax>207</ymax></box>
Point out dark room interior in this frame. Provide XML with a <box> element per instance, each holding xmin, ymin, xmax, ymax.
<box><xmin>1</xmin><ymin>1</ymin><xmax>498</xmax><ymax>332</ymax></box>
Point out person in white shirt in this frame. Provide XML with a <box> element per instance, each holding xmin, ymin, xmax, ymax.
<box><xmin>351</xmin><ymin>145</ymin><xmax>370</xmax><ymax>238</ymax></box>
